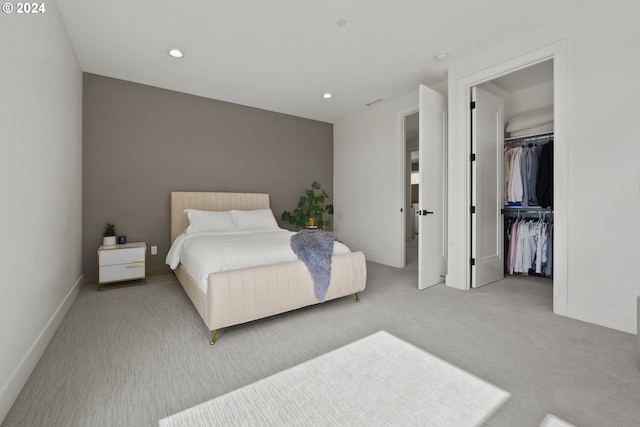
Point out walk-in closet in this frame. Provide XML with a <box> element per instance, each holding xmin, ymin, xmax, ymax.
<box><xmin>473</xmin><ymin>59</ymin><xmax>555</xmax><ymax>292</ymax></box>
<box><xmin>503</xmin><ymin>132</ymin><xmax>554</xmax><ymax>279</ymax></box>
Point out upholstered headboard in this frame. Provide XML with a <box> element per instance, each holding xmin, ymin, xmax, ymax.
<box><xmin>170</xmin><ymin>192</ymin><xmax>270</xmax><ymax>242</ymax></box>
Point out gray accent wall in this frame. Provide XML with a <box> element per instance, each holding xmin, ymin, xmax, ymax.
<box><xmin>82</xmin><ymin>73</ymin><xmax>333</xmax><ymax>280</ymax></box>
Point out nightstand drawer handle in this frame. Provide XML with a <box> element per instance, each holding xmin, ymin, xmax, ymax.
<box><xmin>127</xmin><ymin>263</ymin><xmax>145</xmax><ymax>268</ymax></box>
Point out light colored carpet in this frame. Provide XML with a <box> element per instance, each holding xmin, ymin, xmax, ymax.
<box><xmin>160</xmin><ymin>331</ymin><xmax>509</xmax><ymax>427</ymax></box>
<box><xmin>3</xmin><ymin>240</ymin><xmax>640</xmax><ymax>426</ymax></box>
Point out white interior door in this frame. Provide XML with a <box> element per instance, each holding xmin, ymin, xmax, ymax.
<box><xmin>417</xmin><ymin>85</ymin><xmax>447</xmax><ymax>290</ymax></box>
<box><xmin>471</xmin><ymin>87</ymin><xmax>504</xmax><ymax>288</ymax></box>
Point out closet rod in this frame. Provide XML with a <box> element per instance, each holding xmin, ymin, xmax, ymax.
<box><xmin>501</xmin><ymin>207</ymin><xmax>553</xmax><ymax>214</ymax></box>
<box><xmin>504</xmin><ymin>131</ymin><xmax>553</xmax><ymax>142</ymax></box>
<box><xmin>504</xmin><ymin>132</ymin><xmax>553</xmax><ymax>146</ymax></box>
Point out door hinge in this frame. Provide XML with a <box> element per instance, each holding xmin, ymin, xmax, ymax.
<box><xmin>470</xmin><ymin>206</ymin><xmax>476</xmax><ymax>214</ymax></box>
<box><xmin>470</xmin><ymin>101</ymin><xmax>476</xmax><ymax>110</ymax></box>
<box><xmin>470</xmin><ymin>153</ymin><xmax>476</xmax><ymax>162</ymax></box>
<box><xmin>470</xmin><ymin>258</ymin><xmax>476</xmax><ymax>266</ymax></box>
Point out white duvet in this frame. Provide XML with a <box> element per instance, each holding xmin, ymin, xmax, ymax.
<box><xmin>166</xmin><ymin>229</ymin><xmax>351</xmax><ymax>293</ymax></box>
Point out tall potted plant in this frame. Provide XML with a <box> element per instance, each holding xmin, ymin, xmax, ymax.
<box><xmin>281</xmin><ymin>181</ymin><xmax>334</xmax><ymax>230</ymax></box>
<box><xmin>103</xmin><ymin>222</ymin><xmax>117</xmax><ymax>246</ymax></box>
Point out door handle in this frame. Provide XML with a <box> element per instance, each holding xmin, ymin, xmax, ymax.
<box><xmin>418</xmin><ymin>210</ymin><xmax>435</xmax><ymax>215</ymax></box>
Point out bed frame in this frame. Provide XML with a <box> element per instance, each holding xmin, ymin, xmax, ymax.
<box><xmin>170</xmin><ymin>191</ymin><xmax>367</xmax><ymax>345</ymax></box>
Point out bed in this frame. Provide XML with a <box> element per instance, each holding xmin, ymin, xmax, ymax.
<box><xmin>167</xmin><ymin>191</ymin><xmax>367</xmax><ymax>345</ymax></box>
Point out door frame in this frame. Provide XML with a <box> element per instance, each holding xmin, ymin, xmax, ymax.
<box><xmin>397</xmin><ymin>104</ymin><xmax>419</xmax><ymax>268</ymax></box>
<box><xmin>446</xmin><ymin>39</ymin><xmax>569</xmax><ymax>317</ymax></box>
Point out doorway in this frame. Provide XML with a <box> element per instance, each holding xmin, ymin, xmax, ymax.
<box><xmin>399</xmin><ymin>86</ymin><xmax>447</xmax><ymax>289</ymax></box>
<box><xmin>471</xmin><ymin>59</ymin><xmax>555</xmax><ymax>297</ymax></box>
<box><xmin>404</xmin><ymin>112</ymin><xmax>419</xmax><ymax>269</ymax></box>
<box><xmin>447</xmin><ymin>40</ymin><xmax>568</xmax><ymax>316</ymax></box>
<box><xmin>405</xmin><ymin>112</ymin><xmax>419</xmax><ymax>238</ymax></box>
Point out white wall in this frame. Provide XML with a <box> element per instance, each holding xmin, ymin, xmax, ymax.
<box><xmin>505</xmin><ymin>81</ymin><xmax>554</xmax><ymax>122</ymax></box>
<box><xmin>447</xmin><ymin>0</ymin><xmax>640</xmax><ymax>333</ymax></box>
<box><xmin>0</xmin><ymin>1</ymin><xmax>83</xmax><ymax>422</ymax></box>
<box><xmin>334</xmin><ymin>92</ymin><xmax>418</xmax><ymax>267</ymax></box>
<box><xmin>479</xmin><ymin>81</ymin><xmax>553</xmax><ymax>128</ymax></box>
<box><xmin>565</xmin><ymin>0</ymin><xmax>640</xmax><ymax>333</ymax></box>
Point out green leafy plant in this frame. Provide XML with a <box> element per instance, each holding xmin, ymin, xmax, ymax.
<box><xmin>103</xmin><ymin>222</ymin><xmax>116</xmax><ymax>237</ymax></box>
<box><xmin>281</xmin><ymin>181</ymin><xmax>334</xmax><ymax>230</ymax></box>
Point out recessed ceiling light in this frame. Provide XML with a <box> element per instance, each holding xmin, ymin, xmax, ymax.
<box><xmin>322</xmin><ymin>93</ymin><xmax>333</xmax><ymax>99</ymax></box>
<box><xmin>168</xmin><ymin>49</ymin><xmax>184</xmax><ymax>58</ymax></box>
<box><xmin>434</xmin><ymin>53</ymin><xmax>449</xmax><ymax>62</ymax></box>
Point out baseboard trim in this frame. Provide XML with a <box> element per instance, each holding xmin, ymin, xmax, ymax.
<box><xmin>568</xmin><ymin>299</ymin><xmax>637</xmax><ymax>335</ymax></box>
<box><xmin>0</xmin><ymin>274</ymin><xmax>83</xmax><ymax>424</ymax></box>
<box><xmin>362</xmin><ymin>251</ymin><xmax>402</xmax><ymax>268</ymax></box>
<box><xmin>147</xmin><ymin>264</ymin><xmax>171</xmax><ymax>276</ymax></box>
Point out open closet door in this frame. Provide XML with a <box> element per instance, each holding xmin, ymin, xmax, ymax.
<box><xmin>471</xmin><ymin>87</ymin><xmax>504</xmax><ymax>288</ymax></box>
<box><xmin>417</xmin><ymin>84</ymin><xmax>447</xmax><ymax>290</ymax></box>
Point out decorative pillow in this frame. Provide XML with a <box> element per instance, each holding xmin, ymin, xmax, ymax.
<box><xmin>184</xmin><ymin>209</ymin><xmax>237</xmax><ymax>234</ymax></box>
<box><xmin>231</xmin><ymin>209</ymin><xmax>280</xmax><ymax>230</ymax></box>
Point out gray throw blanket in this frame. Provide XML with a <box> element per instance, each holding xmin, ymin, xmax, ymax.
<box><xmin>290</xmin><ymin>230</ymin><xmax>336</xmax><ymax>302</ymax></box>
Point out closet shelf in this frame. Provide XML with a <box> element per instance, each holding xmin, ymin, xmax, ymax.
<box><xmin>502</xmin><ymin>207</ymin><xmax>554</xmax><ymax>219</ymax></box>
<box><xmin>502</xmin><ymin>206</ymin><xmax>553</xmax><ymax>211</ymax></box>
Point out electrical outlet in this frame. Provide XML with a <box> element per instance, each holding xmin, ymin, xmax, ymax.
<box><xmin>151</xmin><ymin>246</ymin><xmax>157</xmax><ymax>255</ymax></box>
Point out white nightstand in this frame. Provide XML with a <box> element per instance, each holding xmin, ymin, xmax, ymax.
<box><xmin>97</xmin><ymin>242</ymin><xmax>146</xmax><ymax>290</ymax></box>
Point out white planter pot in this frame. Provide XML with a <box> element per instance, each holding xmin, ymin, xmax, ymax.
<box><xmin>103</xmin><ymin>236</ymin><xmax>116</xmax><ymax>246</ymax></box>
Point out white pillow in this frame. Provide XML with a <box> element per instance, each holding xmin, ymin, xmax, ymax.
<box><xmin>506</xmin><ymin>106</ymin><xmax>554</xmax><ymax>133</ymax></box>
<box><xmin>184</xmin><ymin>209</ymin><xmax>237</xmax><ymax>234</ymax></box>
<box><xmin>231</xmin><ymin>209</ymin><xmax>280</xmax><ymax>230</ymax></box>
<box><xmin>508</xmin><ymin>122</ymin><xmax>554</xmax><ymax>137</ymax></box>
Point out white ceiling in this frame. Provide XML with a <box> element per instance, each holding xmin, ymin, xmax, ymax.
<box><xmin>56</xmin><ymin>0</ymin><xmax>601</xmax><ymax>124</ymax></box>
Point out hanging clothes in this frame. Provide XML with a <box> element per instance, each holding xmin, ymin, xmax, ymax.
<box><xmin>507</xmin><ymin>219</ymin><xmax>518</xmax><ymax>274</ymax></box>
<box><xmin>505</xmin><ymin>146</ymin><xmax>524</xmax><ymax>205</ymax></box>
<box><xmin>537</xmin><ymin>141</ymin><xmax>554</xmax><ymax>208</ymax></box>
<box><xmin>504</xmin><ymin>147</ymin><xmax>516</xmax><ymax>204</ymax></box>
<box><xmin>503</xmin><ymin>215</ymin><xmax>553</xmax><ymax>277</ymax></box>
<box><xmin>503</xmin><ymin>133</ymin><xmax>554</xmax><ymax>278</ymax></box>
<box><xmin>504</xmin><ymin>146</ymin><xmax>524</xmax><ymax>206</ymax></box>
<box><xmin>544</xmin><ymin>223</ymin><xmax>553</xmax><ymax>277</ymax></box>
<box><xmin>503</xmin><ymin>134</ymin><xmax>553</xmax><ymax>208</ymax></box>
<box><xmin>519</xmin><ymin>146</ymin><xmax>529</xmax><ymax>207</ymax></box>
<box><xmin>527</xmin><ymin>146</ymin><xmax>540</xmax><ymax>206</ymax></box>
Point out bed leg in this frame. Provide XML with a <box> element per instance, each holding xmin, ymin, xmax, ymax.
<box><xmin>355</xmin><ymin>292</ymin><xmax>360</xmax><ymax>303</ymax></box>
<box><xmin>210</xmin><ymin>330</ymin><xmax>218</xmax><ymax>346</ymax></box>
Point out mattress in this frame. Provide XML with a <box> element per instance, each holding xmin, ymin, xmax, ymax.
<box><xmin>166</xmin><ymin>229</ymin><xmax>351</xmax><ymax>292</ymax></box>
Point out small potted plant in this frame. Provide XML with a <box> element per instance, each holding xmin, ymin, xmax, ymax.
<box><xmin>103</xmin><ymin>222</ymin><xmax>117</xmax><ymax>246</ymax></box>
<box><xmin>281</xmin><ymin>181</ymin><xmax>334</xmax><ymax>230</ymax></box>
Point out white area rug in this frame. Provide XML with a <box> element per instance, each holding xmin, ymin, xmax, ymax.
<box><xmin>540</xmin><ymin>414</ymin><xmax>575</xmax><ymax>427</ymax></box>
<box><xmin>160</xmin><ymin>331</ymin><xmax>510</xmax><ymax>426</ymax></box>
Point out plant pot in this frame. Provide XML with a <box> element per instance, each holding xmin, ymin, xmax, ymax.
<box><xmin>103</xmin><ymin>236</ymin><xmax>116</xmax><ymax>246</ymax></box>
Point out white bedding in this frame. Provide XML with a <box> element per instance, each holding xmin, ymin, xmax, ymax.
<box><xmin>166</xmin><ymin>229</ymin><xmax>351</xmax><ymax>292</ymax></box>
